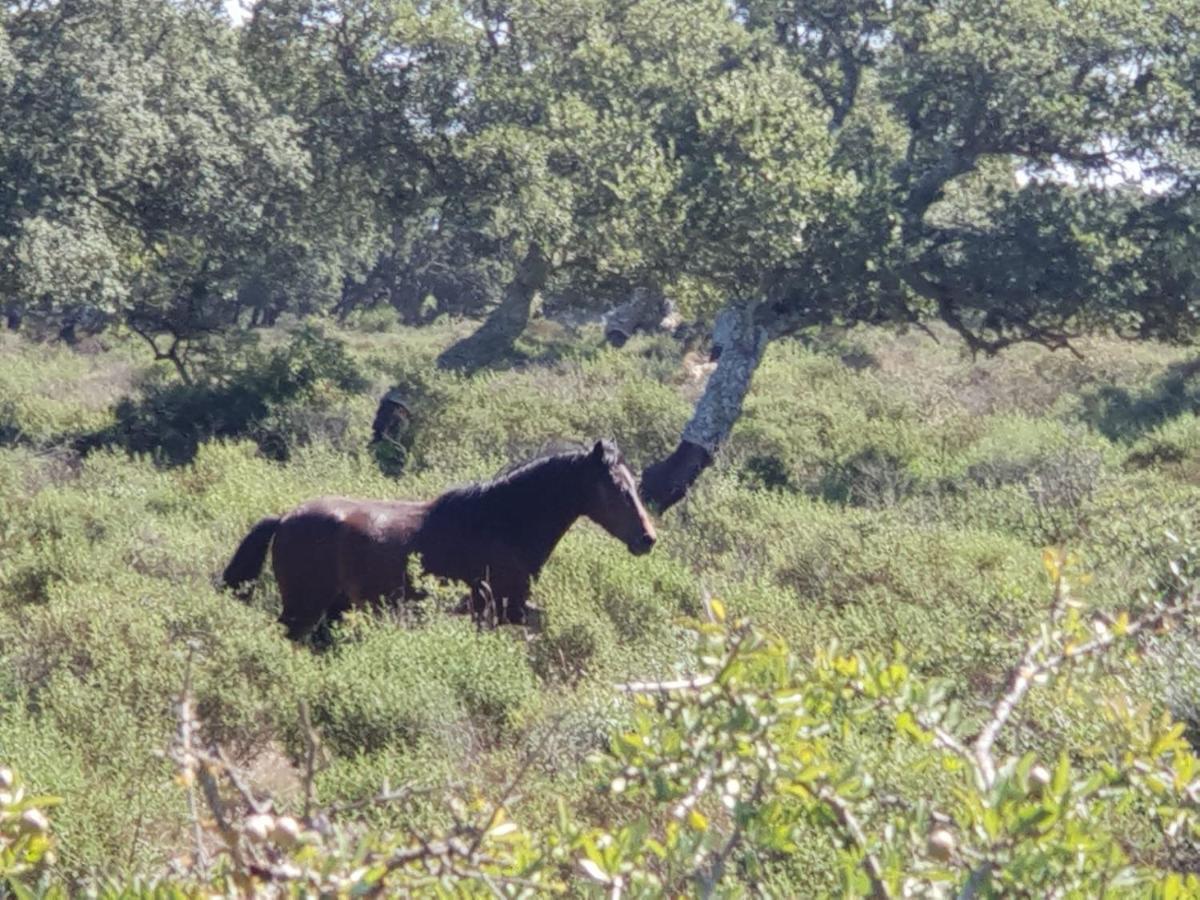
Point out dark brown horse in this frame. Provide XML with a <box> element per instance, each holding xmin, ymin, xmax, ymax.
<box><xmin>222</xmin><ymin>439</ymin><xmax>657</xmax><ymax>639</ymax></box>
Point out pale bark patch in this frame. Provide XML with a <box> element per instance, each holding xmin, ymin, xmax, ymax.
<box><xmin>681</xmin><ymin>306</ymin><xmax>769</xmax><ymax>455</ymax></box>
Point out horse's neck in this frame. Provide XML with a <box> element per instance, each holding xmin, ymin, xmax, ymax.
<box><xmin>478</xmin><ymin>459</ymin><xmax>587</xmax><ymax>571</ymax></box>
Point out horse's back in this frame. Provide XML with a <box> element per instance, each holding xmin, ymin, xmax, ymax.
<box><xmin>281</xmin><ymin>497</ymin><xmax>427</xmax><ymax>532</ymax></box>
<box><xmin>275</xmin><ymin>496</ymin><xmax>429</xmax><ymax>605</ymax></box>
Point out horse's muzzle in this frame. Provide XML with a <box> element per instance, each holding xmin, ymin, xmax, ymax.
<box><xmin>630</xmin><ymin>532</ymin><xmax>656</xmax><ymax>555</ymax></box>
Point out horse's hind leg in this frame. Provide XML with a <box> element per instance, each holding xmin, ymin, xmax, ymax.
<box><xmin>277</xmin><ymin>574</ymin><xmax>340</xmax><ymax>641</ymax></box>
<box><xmin>278</xmin><ymin>590</ymin><xmax>329</xmax><ymax>641</ymax></box>
<box><xmin>272</xmin><ymin>518</ymin><xmax>340</xmax><ymax>642</ymax></box>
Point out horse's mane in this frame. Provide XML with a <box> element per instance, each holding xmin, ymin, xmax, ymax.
<box><xmin>491</xmin><ymin>439</ymin><xmax>590</xmax><ymax>480</ymax></box>
<box><xmin>429</xmin><ymin>445</ymin><xmax>593</xmax><ymax>518</ymax></box>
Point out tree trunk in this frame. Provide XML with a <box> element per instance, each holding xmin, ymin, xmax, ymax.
<box><xmin>640</xmin><ymin>304</ymin><xmax>770</xmax><ymax>511</ymax></box>
<box><xmin>436</xmin><ymin>243</ymin><xmax>549</xmax><ymax>372</ymax></box>
<box><xmin>369</xmin><ymin>388</ymin><xmax>412</xmax><ymax>445</ymax></box>
<box><xmin>604</xmin><ymin>286</ymin><xmax>675</xmax><ymax>347</ymax></box>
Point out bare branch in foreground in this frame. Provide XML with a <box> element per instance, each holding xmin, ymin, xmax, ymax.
<box><xmin>616</xmin><ymin>673</ymin><xmax>715</xmax><ymax>694</ymax></box>
<box><xmin>970</xmin><ymin>576</ymin><xmax>1198</xmax><ymax>789</ymax></box>
<box><xmin>817</xmin><ymin>785</ymin><xmax>892</xmax><ymax>900</ymax></box>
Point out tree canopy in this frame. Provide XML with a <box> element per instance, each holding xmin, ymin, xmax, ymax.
<box><xmin>1</xmin><ymin>0</ymin><xmax>1197</xmax><ymax>389</ymax></box>
<box><xmin>1</xmin><ymin>0</ymin><xmax>334</xmax><ymax>376</ymax></box>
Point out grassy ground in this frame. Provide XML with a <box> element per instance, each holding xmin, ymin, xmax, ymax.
<box><xmin>0</xmin><ymin>315</ymin><xmax>1198</xmax><ymax>888</ymax></box>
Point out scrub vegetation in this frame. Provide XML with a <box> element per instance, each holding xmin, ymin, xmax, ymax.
<box><xmin>1</xmin><ymin>319</ymin><xmax>1198</xmax><ymax>895</ymax></box>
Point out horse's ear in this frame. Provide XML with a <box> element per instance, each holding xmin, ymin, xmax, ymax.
<box><xmin>590</xmin><ymin>439</ymin><xmax>617</xmax><ymax>465</ymax></box>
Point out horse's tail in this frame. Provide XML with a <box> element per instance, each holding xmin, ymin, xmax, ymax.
<box><xmin>222</xmin><ymin>516</ymin><xmax>281</xmax><ymax>596</ymax></box>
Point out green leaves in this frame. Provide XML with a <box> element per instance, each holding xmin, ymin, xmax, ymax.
<box><xmin>581</xmin><ymin>544</ymin><xmax>1200</xmax><ymax>897</ymax></box>
<box><xmin>7</xmin><ymin>546</ymin><xmax>1200</xmax><ymax>895</ymax></box>
<box><xmin>681</xmin><ymin>57</ymin><xmax>848</xmax><ymax>294</ymax></box>
<box><xmin>10</xmin><ymin>0</ymin><xmax>1195</xmax><ymax>365</ymax></box>
<box><xmin>736</xmin><ymin>0</ymin><xmax>1200</xmax><ymax>350</ymax></box>
<box><xmin>1</xmin><ymin>0</ymin><xmax>322</xmax><ymax>373</ymax></box>
<box><xmin>593</xmin><ymin>618</ymin><xmax>914</xmax><ymax>895</ymax></box>
<box><xmin>0</xmin><ymin>766</ymin><xmax>58</xmax><ymax>889</ymax></box>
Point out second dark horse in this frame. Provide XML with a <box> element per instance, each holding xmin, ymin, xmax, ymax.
<box><xmin>222</xmin><ymin>439</ymin><xmax>657</xmax><ymax>639</ymax></box>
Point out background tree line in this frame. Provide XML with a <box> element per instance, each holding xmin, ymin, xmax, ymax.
<box><xmin>2</xmin><ymin>0</ymin><xmax>1198</xmax><ymax>497</ymax></box>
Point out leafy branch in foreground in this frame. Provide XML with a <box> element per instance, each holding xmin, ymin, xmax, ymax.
<box><xmin>584</xmin><ymin>543</ymin><xmax>1200</xmax><ymax>898</ymax></box>
<box><xmin>159</xmin><ymin>655</ymin><xmax>549</xmax><ymax>897</ymax></box>
<box><xmin>0</xmin><ymin>764</ymin><xmax>57</xmax><ymax>895</ymax></box>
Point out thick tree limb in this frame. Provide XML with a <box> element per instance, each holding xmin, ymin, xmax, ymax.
<box><xmin>436</xmin><ymin>243</ymin><xmax>548</xmax><ymax>373</ymax></box>
<box><xmin>899</xmin><ymin>263</ymin><xmax>1083</xmax><ymax>359</ymax></box>
<box><xmin>603</xmin><ymin>287</ymin><xmax>674</xmax><ymax>347</ymax></box>
<box><xmin>679</xmin><ymin>306</ymin><xmax>770</xmax><ymax>454</ymax></box>
<box><xmin>641</xmin><ymin>305</ymin><xmax>770</xmax><ymax>511</ymax></box>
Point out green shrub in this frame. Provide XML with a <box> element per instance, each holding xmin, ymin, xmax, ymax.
<box><xmin>300</xmin><ymin>614</ymin><xmax>539</xmax><ymax>759</ymax></box>
<box><xmin>394</xmin><ymin>346</ymin><xmax>690</xmax><ymax>471</ymax></box>
<box><xmin>0</xmin><ymin>336</ymin><xmax>134</xmax><ymax>448</ymax></box>
<box><xmin>67</xmin><ymin>548</ymin><xmax>1199</xmax><ymax>898</ymax></box>
<box><xmin>1126</xmin><ymin>415</ymin><xmax>1200</xmax><ymax>477</ymax></box>
<box><xmin>84</xmin><ymin>323</ymin><xmax>370</xmax><ymax>465</ymax></box>
<box><xmin>1077</xmin><ymin>356</ymin><xmax>1200</xmax><ymax>442</ymax></box>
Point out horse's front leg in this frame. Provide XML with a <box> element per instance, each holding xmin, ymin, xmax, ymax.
<box><xmin>495</xmin><ymin>578</ymin><xmax>540</xmax><ymax>630</ymax></box>
<box><xmin>470</xmin><ymin>579</ymin><xmax>497</xmax><ymax>630</ymax></box>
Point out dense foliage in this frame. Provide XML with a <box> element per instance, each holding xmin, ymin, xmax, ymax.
<box><xmin>0</xmin><ymin>320</ymin><xmax>1199</xmax><ymax>894</ymax></box>
<box><xmin>2</xmin><ymin>0</ymin><xmax>1197</xmax><ymax>368</ymax></box>
<box><xmin>5</xmin><ymin>0</ymin><xmax>1199</xmax><ymax>504</ymax></box>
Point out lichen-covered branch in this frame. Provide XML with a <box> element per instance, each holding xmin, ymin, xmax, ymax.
<box><xmin>641</xmin><ymin>304</ymin><xmax>770</xmax><ymax>510</ymax></box>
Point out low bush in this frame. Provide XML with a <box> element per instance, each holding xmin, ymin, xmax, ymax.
<box><xmin>301</xmin><ymin>613</ymin><xmax>540</xmax><ymax>759</ymax></box>
<box><xmin>83</xmin><ymin>324</ymin><xmax>370</xmax><ymax>465</ymax></box>
<box><xmin>9</xmin><ymin>544</ymin><xmax>1197</xmax><ymax>897</ymax></box>
<box><xmin>1126</xmin><ymin>415</ymin><xmax>1200</xmax><ymax>479</ymax></box>
<box><xmin>394</xmin><ymin>348</ymin><xmax>690</xmax><ymax>472</ymax></box>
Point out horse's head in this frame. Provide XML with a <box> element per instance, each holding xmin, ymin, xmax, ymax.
<box><xmin>584</xmin><ymin>439</ymin><xmax>657</xmax><ymax>555</ymax></box>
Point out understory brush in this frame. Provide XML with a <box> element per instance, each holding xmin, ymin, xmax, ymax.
<box><xmin>0</xmin><ymin>322</ymin><xmax>1198</xmax><ymax>892</ymax></box>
